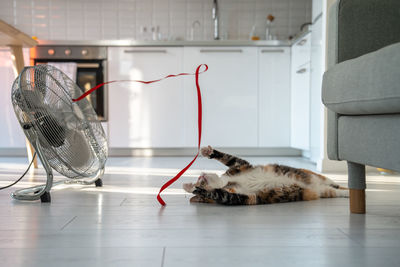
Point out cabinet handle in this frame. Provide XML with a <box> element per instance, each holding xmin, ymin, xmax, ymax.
<box><xmin>124</xmin><ymin>50</ymin><xmax>167</xmax><ymax>53</ymax></box>
<box><xmin>297</xmin><ymin>39</ymin><xmax>307</xmax><ymax>46</ymax></box>
<box><xmin>77</xmin><ymin>63</ymin><xmax>100</xmax><ymax>68</ymax></box>
<box><xmin>261</xmin><ymin>49</ymin><xmax>284</xmax><ymax>53</ymax></box>
<box><xmin>296</xmin><ymin>68</ymin><xmax>307</xmax><ymax>74</ymax></box>
<box><xmin>200</xmin><ymin>49</ymin><xmax>243</xmax><ymax>53</ymax></box>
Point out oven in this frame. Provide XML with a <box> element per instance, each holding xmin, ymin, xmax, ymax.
<box><xmin>30</xmin><ymin>46</ymin><xmax>108</xmax><ymax>121</ymax></box>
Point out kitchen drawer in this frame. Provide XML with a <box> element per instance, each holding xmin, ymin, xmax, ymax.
<box><xmin>291</xmin><ymin>32</ymin><xmax>311</xmax><ymax>69</ymax></box>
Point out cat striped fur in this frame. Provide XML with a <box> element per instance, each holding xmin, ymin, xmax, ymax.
<box><xmin>183</xmin><ymin>146</ymin><xmax>348</xmax><ymax>205</ymax></box>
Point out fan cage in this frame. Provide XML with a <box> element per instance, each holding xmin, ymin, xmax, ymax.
<box><xmin>11</xmin><ymin>64</ymin><xmax>107</xmax><ymax>178</ymax></box>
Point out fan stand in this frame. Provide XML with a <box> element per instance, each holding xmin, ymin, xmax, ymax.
<box><xmin>11</xmin><ymin>141</ymin><xmax>104</xmax><ymax>203</ymax></box>
<box><xmin>11</xmin><ymin>140</ymin><xmax>53</xmax><ymax>202</ymax></box>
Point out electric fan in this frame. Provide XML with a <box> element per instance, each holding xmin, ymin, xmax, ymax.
<box><xmin>11</xmin><ymin>64</ymin><xmax>108</xmax><ymax>202</ymax></box>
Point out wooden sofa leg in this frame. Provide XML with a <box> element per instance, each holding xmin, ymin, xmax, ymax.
<box><xmin>350</xmin><ymin>189</ymin><xmax>365</xmax><ymax>214</ymax></box>
<box><xmin>347</xmin><ymin>162</ymin><xmax>366</xmax><ymax>214</ymax></box>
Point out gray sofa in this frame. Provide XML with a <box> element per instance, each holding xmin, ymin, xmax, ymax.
<box><xmin>322</xmin><ymin>0</ymin><xmax>400</xmax><ymax>213</ymax></box>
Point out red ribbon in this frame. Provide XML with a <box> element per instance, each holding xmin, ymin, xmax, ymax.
<box><xmin>73</xmin><ymin>64</ymin><xmax>208</xmax><ymax>206</ymax></box>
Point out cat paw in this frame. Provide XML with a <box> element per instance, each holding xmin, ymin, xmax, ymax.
<box><xmin>183</xmin><ymin>183</ymin><xmax>195</xmax><ymax>193</ymax></box>
<box><xmin>201</xmin><ymin>145</ymin><xmax>213</xmax><ymax>158</ymax></box>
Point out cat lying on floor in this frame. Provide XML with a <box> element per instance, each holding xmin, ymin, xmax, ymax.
<box><xmin>183</xmin><ymin>146</ymin><xmax>348</xmax><ymax>205</ymax></box>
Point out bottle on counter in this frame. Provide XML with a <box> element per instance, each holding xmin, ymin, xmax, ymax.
<box><xmin>265</xmin><ymin>14</ymin><xmax>275</xmax><ymax>40</ymax></box>
<box><xmin>250</xmin><ymin>25</ymin><xmax>260</xmax><ymax>41</ymax></box>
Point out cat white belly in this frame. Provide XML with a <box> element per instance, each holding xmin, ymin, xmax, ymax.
<box><xmin>229</xmin><ymin>167</ymin><xmax>308</xmax><ymax>194</ymax></box>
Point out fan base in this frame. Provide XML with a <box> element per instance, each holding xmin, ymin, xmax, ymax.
<box><xmin>40</xmin><ymin>192</ymin><xmax>51</xmax><ymax>203</ymax></box>
<box><xmin>95</xmin><ymin>179</ymin><xmax>103</xmax><ymax>187</ymax></box>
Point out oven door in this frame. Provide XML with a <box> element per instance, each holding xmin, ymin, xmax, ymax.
<box><xmin>76</xmin><ymin>61</ymin><xmax>107</xmax><ymax>121</ymax></box>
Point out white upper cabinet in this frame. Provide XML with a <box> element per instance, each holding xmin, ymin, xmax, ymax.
<box><xmin>107</xmin><ymin>47</ymin><xmax>185</xmax><ymax>148</ymax></box>
<box><xmin>183</xmin><ymin>47</ymin><xmax>258</xmax><ymax>147</ymax></box>
<box><xmin>258</xmin><ymin>47</ymin><xmax>291</xmax><ymax>147</ymax></box>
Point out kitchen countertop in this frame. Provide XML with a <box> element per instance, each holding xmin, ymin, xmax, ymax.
<box><xmin>37</xmin><ymin>39</ymin><xmax>291</xmax><ymax>47</ymax></box>
<box><xmin>37</xmin><ymin>26</ymin><xmax>312</xmax><ymax>48</ymax></box>
<box><xmin>38</xmin><ymin>26</ymin><xmax>311</xmax><ymax>47</ymax></box>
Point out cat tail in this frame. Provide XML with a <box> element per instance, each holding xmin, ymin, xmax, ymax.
<box><xmin>193</xmin><ymin>187</ymin><xmax>251</xmax><ymax>205</ymax></box>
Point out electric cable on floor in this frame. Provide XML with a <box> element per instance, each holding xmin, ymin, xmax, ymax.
<box><xmin>0</xmin><ymin>153</ymin><xmax>37</xmax><ymax>190</ymax></box>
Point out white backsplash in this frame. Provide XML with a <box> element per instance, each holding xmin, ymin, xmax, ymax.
<box><xmin>0</xmin><ymin>0</ymin><xmax>311</xmax><ymax>41</ymax></box>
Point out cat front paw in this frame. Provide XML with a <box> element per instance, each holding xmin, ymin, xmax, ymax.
<box><xmin>183</xmin><ymin>183</ymin><xmax>195</xmax><ymax>193</ymax></box>
<box><xmin>201</xmin><ymin>145</ymin><xmax>213</xmax><ymax>158</ymax></box>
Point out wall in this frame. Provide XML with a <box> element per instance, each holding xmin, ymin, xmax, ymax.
<box><xmin>0</xmin><ymin>0</ymin><xmax>311</xmax><ymax>41</ymax></box>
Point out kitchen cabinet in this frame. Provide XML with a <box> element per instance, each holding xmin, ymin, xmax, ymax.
<box><xmin>183</xmin><ymin>47</ymin><xmax>258</xmax><ymax>147</ymax></box>
<box><xmin>290</xmin><ymin>33</ymin><xmax>311</xmax><ymax>150</ymax></box>
<box><xmin>291</xmin><ymin>61</ymin><xmax>311</xmax><ymax>150</ymax></box>
<box><xmin>107</xmin><ymin>47</ymin><xmax>185</xmax><ymax>148</ymax></box>
<box><xmin>258</xmin><ymin>47</ymin><xmax>291</xmax><ymax>147</ymax></box>
<box><xmin>309</xmin><ymin>15</ymin><xmax>324</xmax><ymax>161</ymax></box>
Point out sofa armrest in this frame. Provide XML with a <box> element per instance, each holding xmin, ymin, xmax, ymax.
<box><xmin>327</xmin><ymin>0</ymin><xmax>339</xmax><ymax>69</ymax></box>
<box><xmin>325</xmin><ymin>1</ymin><xmax>340</xmax><ymax>161</ymax></box>
<box><xmin>327</xmin><ymin>110</ymin><xmax>340</xmax><ymax>160</ymax></box>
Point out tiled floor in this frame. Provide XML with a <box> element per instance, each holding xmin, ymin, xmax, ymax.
<box><xmin>0</xmin><ymin>156</ymin><xmax>400</xmax><ymax>267</ymax></box>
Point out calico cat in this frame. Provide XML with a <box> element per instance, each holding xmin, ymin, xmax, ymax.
<box><xmin>183</xmin><ymin>146</ymin><xmax>348</xmax><ymax>205</ymax></box>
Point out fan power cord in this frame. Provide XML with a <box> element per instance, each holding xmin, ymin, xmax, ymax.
<box><xmin>0</xmin><ymin>152</ymin><xmax>37</xmax><ymax>190</ymax></box>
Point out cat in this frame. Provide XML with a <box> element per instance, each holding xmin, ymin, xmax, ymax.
<box><xmin>183</xmin><ymin>146</ymin><xmax>348</xmax><ymax>205</ymax></box>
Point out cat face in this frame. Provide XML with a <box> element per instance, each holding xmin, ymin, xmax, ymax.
<box><xmin>183</xmin><ymin>172</ymin><xmax>222</xmax><ymax>193</ymax></box>
<box><xmin>198</xmin><ymin>172</ymin><xmax>224</xmax><ymax>189</ymax></box>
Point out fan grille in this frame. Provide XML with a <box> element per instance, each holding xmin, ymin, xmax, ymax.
<box><xmin>11</xmin><ymin>64</ymin><xmax>107</xmax><ymax>178</ymax></box>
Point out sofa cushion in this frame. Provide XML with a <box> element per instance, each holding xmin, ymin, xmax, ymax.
<box><xmin>338</xmin><ymin>114</ymin><xmax>400</xmax><ymax>172</ymax></box>
<box><xmin>338</xmin><ymin>0</ymin><xmax>400</xmax><ymax>62</ymax></box>
<box><xmin>322</xmin><ymin>42</ymin><xmax>400</xmax><ymax>115</ymax></box>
